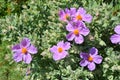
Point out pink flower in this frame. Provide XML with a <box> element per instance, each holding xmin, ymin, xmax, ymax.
<box><xmin>110</xmin><ymin>25</ymin><xmax>120</xmax><ymax>44</ymax></box>
<box><xmin>73</xmin><ymin>7</ymin><xmax>92</xmax><ymax>23</ymax></box>
<box><xmin>80</xmin><ymin>47</ymin><xmax>103</xmax><ymax>71</ymax></box>
<box><xmin>50</xmin><ymin>41</ymin><xmax>71</xmax><ymax>61</ymax></box>
<box><xmin>12</xmin><ymin>38</ymin><xmax>37</xmax><ymax>64</ymax></box>
<box><xmin>66</xmin><ymin>21</ymin><xmax>90</xmax><ymax>44</ymax></box>
<box><xmin>59</xmin><ymin>8</ymin><xmax>76</xmax><ymax>23</ymax></box>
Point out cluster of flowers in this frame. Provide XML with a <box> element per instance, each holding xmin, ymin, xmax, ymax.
<box><xmin>59</xmin><ymin>7</ymin><xmax>91</xmax><ymax>44</ymax></box>
<box><xmin>50</xmin><ymin>7</ymin><xmax>103</xmax><ymax>71</ymax></box>
<box><xmin>11</xmin><ymin>7</ymin><xmax>119</xmax><ymax>71</ymax></box>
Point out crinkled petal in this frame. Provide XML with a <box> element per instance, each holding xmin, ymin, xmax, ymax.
<box><xmin>59</xmin><ymin>10</ymin><xmax>65</xmax><ymax>17</ymax></box>
<box><xmin>89</xmin><ymin>47</ymin><xmax>98</xmax><ymax>55</ymax></box>
<box><xmin>66</xmin><ymin>32</ymin><xmax>75</xmax><ymax>41</ymax></box>
<box><xmin>65</xmin><ymin>8</ymin><xmax>70</xmax><ymax>13</ymax></box>
<box><xmin>53</xmin><ymin>51</ymin><xmax>68</xmax><ymax>61</ymax></box>
<box><xmin>58</xmin><ymin>51</ymin><xmax>68</xmax><ymax>59</ymax></box>
<box><xmin>63</xmin><ymin>42</ymin><xmax>71</xmax><ymax>50</ymax></box>
<box><xmin>28</xmin><ymin>45</ymin><xmax>38</xmax><ymax>54</ymax></box>
<box><xmin>75</xmin><ymin>35</ymin><xmax>84</xmax><ymax>44</ymax></box>
<box><xmin>50</xmin><ymin>46</ymin><xmax>57</xmax><ymax>54</ymax></box>
<box><xmin>23</xmin><ymin>53</ymin><xmax>32</xmax><ymax>64</ymax></box>
<box><xmin>83</xmin><ymin>14</ymin><xmax>92</xmax><ymax>23</ymax></box>
<box><xmin>77</xmin><ymin>7</ymin><xmax>86</xmax><ymax>14</ymax></box>
<box><xmin>20</xmin><ymin>38</ymin><xmax>31</xmax><ymax>48</ymax></box>
<box><xmin>74</xmin><ymin>21</ymin><xmax>85</xmax><ymax>29</ymax></box>
<box><xmin>87</xmin><ymin>62</ymin><xmax>96</xmax><ymax>71</ymax></box>
<box><xmin>93</xmin><ymin>55</ymin><xmax>102</xmax><ymax>64</ymax></box>
<box><xmin>66</xmin><ymin>23</ymin><xmax>74</xmax><ymax>31</ymax></box>
<box><xmin>80</xmin><ymin>60</ymin><xmax>88</xmax><ymax>67</ymax></box>
<box><xmin>110</xmin><ymin>34</ymin><xmax>120</xmax><ymax>44</ymax></box>
<box><xmin>13</xmin><ymin>52</ymin><xmax>22</xmax><ymax>62</ymax></box>
<box><xmin>114</xmin><ymin>25</ymin><xmax>120</xmax><ymax>34</ymax></box>
<box><xmin>80</xmin><ymin>52</ymin><xmax>89</xmax><ymax>59</ymax></box>
<box><xmin>57</xmin><ymin>41</ymin><xmax>64</xmax><ymax>47</ymax></box>
<box><xmin>70</xmin><ymin>8</ymin><xmax>76</xmax><ymax>15</ymax></box>
<box><xmin>80</xmin><ymin>27</ymin><xmax>90</xmax><ymax>36</ymax></box>
<box><xmin>12</xmin><ymin>44</ymin><xmax>21</xmax><ymax>52</ymax></box>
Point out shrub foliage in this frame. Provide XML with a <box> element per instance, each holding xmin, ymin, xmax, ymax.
<box><xmin>0</xmin><ymin>0</ymin><xmax>120</xmax><ymax>80</ymax></box>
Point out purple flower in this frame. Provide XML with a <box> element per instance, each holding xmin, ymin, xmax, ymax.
<box><xmin>79</xmin><ymin>47</ymin><xmax>103</xmax><ymax>71</ymax></box>
<box><xmin>12</xmin><ymin>38</ymin><xmax>37</xmax><ymax>64</ymax></box>
<box><xmin>50</xmin><ymin>41</ymin><xmax>71</xmax><ymax>61</ymax></box>
<box><xmin>110</xmin><ymin>25</ymin><xmax>120</xmax><ymax>44</ymax></box>
<box><xmin>66</xmin><ymin>21</ymin><xmax>90</xmax><ymax>44</ymax></box>
<box><xmin>73</xmin><ymin>7</ymin><xmax>92</xmax><ymax>23</ymax></box>
<box><xmin>59</xmin><ymin>8</ymin><xmax>76</xmax><ymax>23</ymax></box>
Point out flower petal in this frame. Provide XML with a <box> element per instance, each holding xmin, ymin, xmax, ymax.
<box><xmin>57</xmin><ymin>41</ymin><xmax>64</xmax><ymax>47</ymax></box>
<box><xmin>23</xmin><ymin>53</ymin><xmax>32</xmax><ymax>64</ymax></box>
<box><xmin>70</xmin><ymin>8</ymin><xmax>76</xmax><ymax>15</ymax></box>
<box><xmin>53</xmin><ymin>51</ymin><xmax>68</xmax><ymax>61</ymax></box>
<box><xmin>59</xmin><ymin>10</ymin><xmax>65</xmax><ymax>17</ymax></box>
<box><xmin>50</xmin><ymin>46</ymin><xmax>57</xmax><ymax>54</ymax></box>
<box><xmin>77</xmin><ymin>7</ymin><xmax>86</xmax><ymax>14</ymax></box>
<box><xmin>89</xmin><ymin>47</ymin><xmax>98</xmax><ymax>55</ymax></box>
<box><xmin>66</xmin><ymin>32</ymin><xmax>75</xmax><ymax>41</ymax></box>
<box><xmin>80</xmin><ymin>27</ymin><xmax>90</xmax><ymax>36</ymax></box>
<box><xmin>12</xmin><ymin>44</ymin><xmax>21</xmax><ymax>52</ymax></box>
<box><xmin>93</xmin><ymin>55</ymin><xmax>102</xmax><ymax>64</ymax></box>
<box><xmin>110</xmin><ymin>34</ymin><xmax>120</xmax><ymax>44</ymax></box>
<box><xmin>20</xmin><ymin>38</ymin><xmax>31</xmax><ymax>48</ymax></box>
<box><xmin>58</xmin><ymin>51</ymin><xmax>68</xmax><ymax>59</ymax></box>
<box><xmin>80</xmin><ymin>52</ymin><xmax>89</xmax><ymax>59</ymax></box>
<box><xmin>80</xmin><ymin>60</ymin><xmax>88</xmax><ymax>67</ymax></box>
<box><xmin>75</xmin><ymin>35</ymin><xmax>84</xmax><ymax>44</ymax></box>
<box><xmin>65</xmin><ymin>8</ymin><xmax>70</xmax><ymax>13</ymax></box>
<box><xmin>87</xmin><ymin>62</ymin><xmax>96</xmax><ymax>71</ymax></box>
<box><xmin>28</xmin><ymin>45</ymin><xmax>38</xmax><ymax>54</ymax></box>
<box><xmin>75</xmin><ymin>21</ymin><xmax>85</xmax><ymax>29</ymax></box>
<box><xmin>83</xmin><ymin>14</ymin><xmax>92</xmax><ymax>23</ymax></box>
<box><xmin>114</xmin><ymin>25</ymin><xmax>120</xmax><ymax>34</ymax></box>
<box><xmin>63</xmin><ymin>42</ymin><xmax>71</xmax><ymax>50</ymax></box>
<box><xmin>66</xmin><ymin>23</ymin><xmax>74</xmax><ymax>31</ymax></box>
<box><xmin>13</xmin><ymin>52</ymin><xmax>22</xmax><ymax>62</ymax></box>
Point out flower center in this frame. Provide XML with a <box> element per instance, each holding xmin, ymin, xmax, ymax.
<box><xmin>21</xmin><ymin>47</ymin><xmax>27</xmax><ymax>54</ymax></box>
<box><xmin>58</xmin><ymin>47</ymin><xmax>63</xmax><ymax>53</ymax></box>
<box><xmin>88</xmin><ymin>56</ymin><xmax>93</xmax><ymax>62</ymax></box>
<box><xmin>64</xmin><ymin>14</ymin><xmax>69</xmax><ymax>20</ymax></box>
<box><xmin>76</xmin><ymin>15</ymin><xmax>82</xmax><ymax>20</ymax></box>
<box><xmin>73</xmin><ymin>29</ymin><xmax>79</xmax><ymax>35</ymax></box>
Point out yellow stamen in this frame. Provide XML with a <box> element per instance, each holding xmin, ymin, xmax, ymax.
<box><xmin>88</xmin><ymin>56</ymin><xmax>93</xmax><ymax>62</ymax></box>
<box><xmin>73</xmin><ymin>29</ymin><xmax>79</xmax><ymax>35</ymax></box>
<box><xmin>76</xmin><ymin>15</ymin><xmax>82</xmax><ymax>20</ymax></box>
<box><xmin>64</xmin><ymin>14</ymin><xmax>69</xmax><ymax>20</ymax></box>
<box><xmin>21</xmin><ymin>47</ymin><xmax>27</xmax><ymax>54</ymax></box>
<box><xmin>58</xmin><ymin>47</ymin><xmax>63</xmax><ymax>53</ymax></box>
